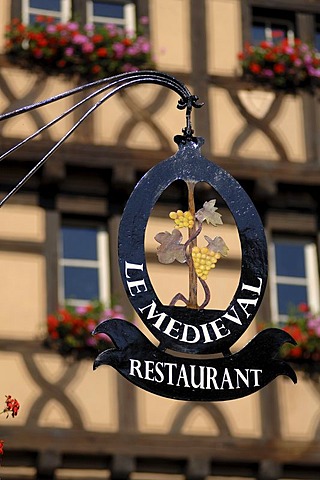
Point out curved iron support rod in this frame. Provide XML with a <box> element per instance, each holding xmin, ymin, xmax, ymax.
<box><xmin>0</xmin><ymin>70</ymin><xmax>203</xmax><ymax>207</ymax></box>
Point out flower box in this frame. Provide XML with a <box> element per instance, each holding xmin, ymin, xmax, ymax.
<box><xmin>45</xmin><ymin>300</ymin><xmax>127</xmax><ymax>360</ymax></box>
<box><xmin>238</xmin><ymin>39</ymin><xmax>320</xmax><ymax>93</ymax></box>
<box><xmin>4</xmin><ymin>16</ymin><xmax>155</xmax><ymax>82</ymax></box>
<box><xmin>277</xmin><ymin>303</ymin><xmax>320</xmax><ymax>380</ymax></box>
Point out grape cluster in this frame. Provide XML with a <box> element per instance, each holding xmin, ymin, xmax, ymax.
<box><xmin>191</xmin><ymin>246</ymin><xmax>221</xmax><ymax>280</ymax></box>
<box><xmin>169</xmin><ymin>210</ymin><xmax>194</xmax><ymax>229</ymax></box>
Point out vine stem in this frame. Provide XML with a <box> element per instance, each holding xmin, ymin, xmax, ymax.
<box><xmin>187</xmin><ymin>181</ymin><xmax>198</xmax><ymax>308</ymax></box>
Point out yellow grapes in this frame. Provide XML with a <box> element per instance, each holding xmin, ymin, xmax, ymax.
<box><xmin>169</xmin><ymin>210</ymin><xmax>194</xmax><ymax>229</ymax></box>
<box><xmin>191</xmin><ymin>246</ymin><xmax>221</xmax><ymax>281</ymax></box>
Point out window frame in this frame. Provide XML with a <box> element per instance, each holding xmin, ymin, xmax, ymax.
<box><xmin>251</xmin><ymin>8</ymin><xmax>295</xmax><ymax>45</ymax></box>
<box><xmin>269</xmin><ymin>235</ymin><xmax>320</xmax><ymax>323</ymax></box>
<box><xmin>18</xmin><ymin>0</ymin><xmax>136</xmax><ymax>29</ymax></box>
<box><xmin>21</xmin><ymin>0</ymin><xmax>71</xmax><ymax>24</ymax></box>
<box><xmin>86</xmin><ymin>1</ymin><xmax>136</xmax><ymax>29</ymax></box>
<box><xmin>59</xmin><ymin>223</ymin><xmax>110</xmax><ymax>306</ymax></box>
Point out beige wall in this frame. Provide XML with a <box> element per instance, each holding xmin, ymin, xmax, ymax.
<box><xmin>0</xmin><ymin>205</ymin><xmax>46</xmax><ymax>340</ymax></box>
<box><xmin>278</xmin><ymin>374</ymin><xmax>320</xmax><ymax>441</ymax></box>
<box><xmin>150</xmin><ymin>0</ymin><xmax>191</xmax><ymax>73</ymax></box>
<box><xmin>136</xmin><ymin>386</ymin><xmax>262</xmax><ymax>438</ymax></box>
<box><xmin>0</xmin><ymin>0</ymin><xmax>10</xmax><ymax>52</ymax></box>
<box><xmin>93</xmin><ymin>85</ymin><xmax>185</xmax><ymax>149</ymax></box>
<box><xmin>206</xmin><ymin>0</ymin><xmax>242</xmax><ymax>76</ymax></box>
<box><xmin>209</xmin><ymin>87</ymin><xmax>307</xmax><ymax>162</ymax></box>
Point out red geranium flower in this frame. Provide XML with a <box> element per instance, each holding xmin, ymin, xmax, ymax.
<box><xmin>288</xmin><ymin>346</ymin><xmax>303</xmax><ymax>358</ymax></box>
<box><xmin>249</xmin><ymin>63</ymin><xmax>261</xmax><ymax>74</ymax></box>
<box><xmin>274</xmin><ymin>63</ymin><xmax>286</xmax><ymax>74</ymax></box>
<box><xmin>265</xmin><ymin>53</ymin><xmax>276</xmax><ymax>62</ymax></box>
<box><xmin>97</xmin><ymin>47</ymin><xmax>108</xmax><ymax>57</ymax></box>
<box><xmin>4</xmin><ymin>395</ymin><xmax>20</xmax><ymax>418</ymax></box>
<box><xmin>260</xmin><ymin>41</ymin><xmax>271</xmax><ymax>49</ymax></box>
<box><xmin>92</xmin><ymin>34</ymin><xmax>104</xmax><ymax>44</ymax></box>
<box><xmin>298</xmin><ymin>303</ymin><xmax>309</xmax><ymax>313</ymax></box>
<box><xmin>35</xmin><ymin>15</ymin><xmax>46</xmax><ymax>23</ymax></box>
<box><xmin>283</xmin><ymin>324</ymin><xmax>306</xmax><ymax>343</ymax></box>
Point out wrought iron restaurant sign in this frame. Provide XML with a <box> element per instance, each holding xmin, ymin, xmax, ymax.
<box><xmin>0</xmin><ymin>70</ymin><xmax>297</xmax><ymax>402</ymax></box>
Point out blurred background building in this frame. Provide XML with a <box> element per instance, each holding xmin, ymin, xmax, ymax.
<box><xmin>0</xmin><ymin>0</ymin><xmax>320</xmax><ymax>479</ymax></box>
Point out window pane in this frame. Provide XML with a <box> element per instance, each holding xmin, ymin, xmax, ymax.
<box><xmin>277</xmin><ymin>284</ymin><xmax>307</xmax><ymax>315</ymax></box>
<box><xmin>251</xmin><ymin>7</ymin><xmax>295</xmax><ymax>45</ymax></box>
<box><xmin>93</xmin><ymin>1</ymin><xmax>124</xmax><ymax>19</ymax></box>
<box><xmin>62</xmin><ymin>227</ymin><xmax>98</xmax><ymax>261</ymax></box>
<box><xmin>275</xmin><ymin>242</ymin><xmax>306</xmax><ymax>277</ymax></box>
<box><xmin>30</xmin><ymin>0</ymin><xmax>61</xmax><ymax>10</ymax></box>
<box><xmin>64</xmin><ymin>267</ymin><xmax>99</xmax><ymax>300</ymax></box>
<box><xmin>252</xmin><ymin>24</ymin><xmax>266</xmax><ymax>44</ymax></box>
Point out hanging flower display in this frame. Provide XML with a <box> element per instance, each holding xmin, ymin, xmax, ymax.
<box><xmin>238</xmin><ymin>39</ymin><xmax>320</xmax><ymax>92</ymax></box>
<box><xmin>44</xmin><ymin>300</ymin><xmax>127</xmax><ymax>360</ymax></box>
<box><xmin>277</xmin><ymin>303</ymin><xmax>320</xmax><ymax>379</ymax></box>
<box><xmin>0</xmin><ymin>394</ymin><xmax>20</xmax><ymax>459</ymax></box>
<box><xmin>4</xmin><ymin>16</ymin><xmax>155</xmax><ymax>82</ymax></box>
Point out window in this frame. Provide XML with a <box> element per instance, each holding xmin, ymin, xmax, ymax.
<box><xmin>21</xmin><ymin>0</ymin><xmax>135</xmax><ymax>29</ymax></box>
<box><xmin>87</xmin><ymin>1</ymin><xmax>135</xmax><ymax>29</ymax></box>
<box><xmin>59</xmin><ymin>225</ymin><xmax>110</xmax><ymax>306</ymax></box>
<box><xmin>251</xmin><ymin>8</ymin><xmax>295</xmax><ymax>45</ymax></box>
<box><xmin>270</xmin><ymin>237</ymin><xmax>320</xmax><ymax>322</ymax></box>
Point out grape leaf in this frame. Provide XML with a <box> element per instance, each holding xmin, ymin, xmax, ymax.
<box><xmin>154</xmin><ymin>229</ymin><xmax>187</xmax><ymax>264</ymax></box>
<box><xmin>204</xmin><ymin>235</ymin><xmax>229</xmax><ymax>256</ymax></box>
<box><xmin>195</xmin><ymin>199</ymin><xmax>223</xmax><ymax>226</ymax></box>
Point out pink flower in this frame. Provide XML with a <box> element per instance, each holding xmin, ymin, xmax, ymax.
<box><xmin>113</xmin><ymin>42</ymin><xmax>125</xmax><ymax>58</ymax></box>
<box><xmin>262</xmin><ymin>68</ymin><xmax>274</xmax><ymax>77</ymax></box>
<box><xmin>294</xmin><ymin>58</ymin><xmax>303</xmax><ymax>67</ymax></box>
<box><xmin>127</xmin><ymin>46</ymin><xmax>139</xmax><ymax>56</ymax></box>
<box><xmin>139</xmin><ymin>41</ymin><xmax>151</xmax><ymax>54</ymax></box>
<box><xmin>82</xmin><ymin>42</ymin><xmax>94</xmax><ymax>53</ymax></box>
<box><xmin>308</xmin><ymin>317</ymin><xmax>320</xmax><ymax>336</ymax></box>
<box><xmin>86</xmin><ymin>337</ymin><xmax>97</xmax><ymax>347</ymax></box>
<box><xmin>65</xmin><ymin>47</ymin><xmax>74</xmax><ymax>56</ymax></box>
<box><xmin>303</xmin><ymin>54</ymin><xmax>313</xmax><ymax>65</ymax></box>
<box><xmin>105</xmin><ymin>24</ymin><xmax>118</xmax><ymax>37</ymax></box>
<box><xmin>103</xmin><ymin>308</ymin><xmax>113</xmax><ymax>318</ymax></box>
<box><xmin>283</xmin><ymin>46</ymin><xmax>294</xmax><ymax>55</ymax></box>
<box><xmin>72</xmin><ymin>34</ymin><xmax>88</xmax><ymax>45</ymax></box>
<box><xmin>84</xmin><ymin>23</ymin><xmax>94</xmax><ymax>32</ymax></box>
<box><xmin>75</xmin><ymin>305</ymin><xmax>88</xmax><ymax>315</ymax></box>
<box><xmin>87</xmin><ymin>320</ymin><xmax>96</xmax><ymax>332</ymax></box>
<box><xmin>66</xmin><ymin>22</ymin><xmax>79</xmax><ymax>32</ymax></box>
<box><xmin>122</xmin><ymin>63</ymin><xmax>138</xmax><ymax>73</ymax></box>
<box><xmin>139</xmin><ymin>16</ymin><xmax>149</xmax><ymax>25</ymax></box>
<box><xmin>46</xmin><ymin>24</ymin><xmax>57</xmax><ymax>34</ymax></box>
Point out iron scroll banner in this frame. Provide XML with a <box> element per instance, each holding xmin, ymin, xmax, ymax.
<box><xmin>0</xmin><ymin>70</ymin><xmax>297</xmax><ymax>401</ymax></box>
